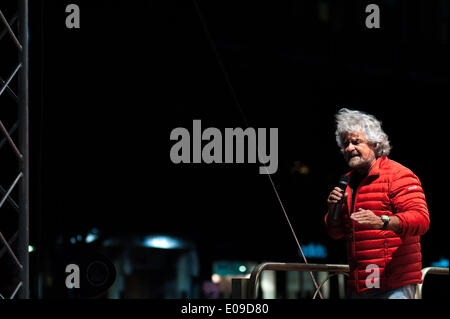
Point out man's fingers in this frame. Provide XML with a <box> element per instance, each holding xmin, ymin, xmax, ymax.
<box><xmin>351</xmin><ymin>213</ymin><xmax>367</xmax><ymax>219</ymax></box>
<box><xmin>327</xmin><ymin>187</ymin><xmax>348</xmax><ymax>212</ymax></box>
<box><xmin>329</xmin><ymin>194</ymin><xmax>341</xmax><ymax>201</ymax></box>
<box><xmin>351</xmin><ymin>216</ymin><xmax>368</xmax><ymax>224</ymax></box>
<box><xmin>331</xmin><ymin>194</ymin><xmax>342</xmax><ymax>200</ymax></box>
<box><xmin>351</xmin><ymin>212</ymin><xmax>375</xmax><ymax>223</ymax></box>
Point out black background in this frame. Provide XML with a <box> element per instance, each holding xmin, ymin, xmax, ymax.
<box><xmin>3</xmin><ymin>0</ymin><xmax>446</xmax><ymax>297</ymax></box>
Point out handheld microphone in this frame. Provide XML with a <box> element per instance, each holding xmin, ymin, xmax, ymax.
<box><xmin>331</xmin><ymin>175</ymin><xmax>350</xmax><ymax>221</ymax></box>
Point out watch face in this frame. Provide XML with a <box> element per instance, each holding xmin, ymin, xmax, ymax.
<box><xmin>381</xmin><ymin>215</ymin><xmax>390</xmax><ymax>222</ymax></box>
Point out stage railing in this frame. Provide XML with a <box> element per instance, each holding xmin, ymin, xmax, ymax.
<box><xmin>231</xmin><ymin>262</ymin><xmax>448</xmax><ymax>299</ymax></box>
<box><xmin>415</xmin><ymin>267</ymin><xmax>449</xmax><ymax>299</ymax></box>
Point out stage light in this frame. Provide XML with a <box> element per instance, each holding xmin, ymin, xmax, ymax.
<box><xmin>28</xmin><ymin>245</ymin><xmax>35</xmax><ymax>253</ymax></box>
<box><xmin>239</xmin><ymin>265</ymin><xmax>247</xmax><ymax>273</ymax></box>
<box><xmin>291</xmin><ymin>161</ymin><xmax>310</xmax><ymax>175</ymax></box>
<box><xmin>301</xmin><ymin>243</ymin><xmax>327</xmax><ymax>259</ymax></box>
<box><xmin>70</xmin><ymin>237</ymin><xmax>77</xmax><ymax>244</ymax></box>
<box><xmin>143</xmin><ymin>235</ymin><xmax>180</xmax><ymax>249</ymax></box>
<box><xmin>211</xmin><ymin>274</ymin><xmax>221</xmax><ymax>284</ymax></box>
<box><xmin>85</xmin><ymin>233</ymin><xmax>98</xmax><ymax>244</ymax></box>
<box><xmin>299</xmin><ymin>165</ymin><xmax>310</xmax><ymax>175</ymax></box>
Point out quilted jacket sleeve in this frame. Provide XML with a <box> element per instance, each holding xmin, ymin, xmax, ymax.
<box><xmin>324</xmin><ymin>211</ymin><xmax>346</xmax><ymax>240</ymax></box>
<box><xmin>389</xmin><ymin>169</ymin><xmax>430</xmax><ymax>237</ymax></box>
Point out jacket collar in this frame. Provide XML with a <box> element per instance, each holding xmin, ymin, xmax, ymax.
<box><xmin>344</xmin><ymin>157</ymin><xmax>387</xmax><ymax>212</ymax></box>
<box><xmin>346</xmin><ymin>156</ymin><xmax>386</xmax><ymax>180</ymax></box>
<box><xmin>367</xmin><ymin>156</ymin><xmax>386</xmax><ymax>177</ymax></box>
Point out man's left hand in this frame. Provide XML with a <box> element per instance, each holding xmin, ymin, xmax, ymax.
<box><xmin>350</xmin><ymin>208</ymin><xmax>384</xmax><ymax>229</ymax></box>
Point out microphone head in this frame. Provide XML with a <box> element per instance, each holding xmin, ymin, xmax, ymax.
<box><xmin>338</xmin><ymin>175</ymin><xmax>350</xmax><ymax>188</ymax></box>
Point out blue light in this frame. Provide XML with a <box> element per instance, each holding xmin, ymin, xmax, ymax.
<box><xmin>143</xmin><ymin>235</ymin><xmax>180</xmax><ymax>249</ymax></box>
<box><xmin>431</xmin><ymin>258</ymin><xmax>449</xmax><ymax>268</ymax></box>
<box><xmin>301</xmin><ymin>243</ymin><xmax>328</xmax><ymax>259</ymax></box>
<box><xmin>85</xmin><ymin>233</ymin><xmax>98</xmax><ymax>243</ymax></box>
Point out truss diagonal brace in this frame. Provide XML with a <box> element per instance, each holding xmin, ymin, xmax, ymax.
<box><xmin>0</xmin><ymin>184</ymin><xmax>20</xmax><ymax>213</ymax></box>
<box><xmin>0</xmin><ymin>172</ymin><xmax>24</xmax><ymax>268</ymax></box>
<box><xmin>0</xmin><ymin>173</ymin><xmax>22</xmax><ymax>210</ymax></box>
<box><xmin>0</xmin><ymin>121</ymin><xmax>18</xmax><ymax>151</ymax></box>
<box><xmin>0</xmin><ymin>231</ymin><xmax>23</xmax><ymax>269</ymax></box>
<box><xmin>0</xmin><ymin>120</ymin><xmax>23</xmax><ymax>160</ymax></box>
<box><xmin>0</xmin><ymin>76</ymin><xmax>19</xmax><ymax>103</ymax></box>
<box><xmin>0</xmin><ymin>231</ymin><xmax>18</xmax><ymax>259</ymax></box>
<box><xmin>0</xmin><ymin>281</ymin><xmax>23</xmax><ymax>300</ymax></box>
<box><xmin>0</xmin><ymin>13</ymin><xmax>17</xmax><ymax>41</ymax></box>
<box><xmin>0</xmin><ymin>9</ymin><xmax>22</xmax><ymax>50</ymax></box>
<box><xmin>9</xmin><ymin>282</ymin><xmax>23</xmax><ymax>299</ymax></box>
<box><xmin>0</xmin><ymin>63</ymin><xmax>21</xmax><ymax>97</ymax></box>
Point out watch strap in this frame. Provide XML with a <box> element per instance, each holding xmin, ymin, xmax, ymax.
<box><xmin>381</xmin><ymin>216</ymin><xmax>389</xmax><ymax>230</ymax></box>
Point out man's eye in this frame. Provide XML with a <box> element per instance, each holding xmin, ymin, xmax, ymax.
<box><xmin>344</xmin><ymin>140</ymin><xmax>361</xmax><ymax>147</ymax></box>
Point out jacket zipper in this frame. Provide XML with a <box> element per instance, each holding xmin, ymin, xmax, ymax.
<box><xmin>350</xmin><ymin>177</ymin><xmax>366</xmax><ymax>294</ymax></box>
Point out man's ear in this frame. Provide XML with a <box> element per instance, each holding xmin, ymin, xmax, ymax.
<box><xmin>369</xmin><ymin>142</ymin><xmax>378</xmax><ymax>151</ymax></box>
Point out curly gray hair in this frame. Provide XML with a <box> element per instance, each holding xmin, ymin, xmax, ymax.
<box><xmin>335</xmin><ymin>108</ymin><xmax>391</xmax><ymax>158</ymax></box>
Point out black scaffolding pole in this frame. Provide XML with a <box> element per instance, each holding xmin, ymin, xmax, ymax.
<box><xmin>0</xmin><ymin>0</ymin><xmax>29</xmax><ymax>299</ymax></box>
<box><xmin>18</xmin><ymin>0</ymin><xmax>29</xmax><ymax>299</ymax></box>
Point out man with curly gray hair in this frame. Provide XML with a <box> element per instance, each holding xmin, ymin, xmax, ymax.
<box><xmin>325</xmin><ymin>108</ymin><xmax>430</xmax><ymax>299</ymax></box>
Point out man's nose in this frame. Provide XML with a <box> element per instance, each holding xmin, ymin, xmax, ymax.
<box><xmin>345</xmin><ymin>143</ymin><xmax>355</xmax><ymax>152</ymax></box>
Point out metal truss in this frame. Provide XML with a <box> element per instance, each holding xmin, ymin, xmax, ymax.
<box><xmin>0</xmin><ymin>0</ymin><xmax>29</xmax><ymax>299</ymax></box>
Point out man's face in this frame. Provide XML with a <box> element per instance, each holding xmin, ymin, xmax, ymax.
<box><xmin>343</xmin><ymin>131</ymin><xmax>376</xmax><ymax>172</ymax></box>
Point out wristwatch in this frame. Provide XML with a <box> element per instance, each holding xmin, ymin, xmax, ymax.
<box><xmin>380</xmin><ymin>215</ymin><xmax>390</xmax><ymax>230</ymax></box>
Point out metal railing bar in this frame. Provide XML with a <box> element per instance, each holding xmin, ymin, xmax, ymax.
<box><xmin>312</xmin><ymin>272</ymin><xmax>350</xmax><ymax>299</ymax></box>
<box><xmin>0</xmin><ymin>173</ymin><xmax>22</xmax><ymax>210</ymax></box>
<box><xmin>0</xmin><ymin>231</ymin><xmax>18</xmax><ymax>259</ymax></box>
<box><xmin>0</xmin><ymin>13</ymin><xmax>17</xmax><ymax>41</ymax></box>
<box><xmin>0</xmin><ymin>231</ymin><xmax>23</xmax><ymax>269</ymax></box>
<box><xmin>0</xmin><ymin>75</ymin><xmax>19</xmax><ymax>103</ymax></box>
<box><xmin>247</xmin><ymin>262</ymin><xmax>449</xmax><ymax>299</ymax></box>
<box><xmin>0</xmin><ymin>120</ymin><xmax>23</xmax><ymax>160</ymax></box>
<box><xmin>0</xmin><ymin>63</ymin><xmax>22</xmax><ymax>97</ymax></box>
<box><xmin>248</xmin><ymin>262</ymin><xmax>350</xmax><ymax>299</ymax></box>
<box><xmin>0</xmin><ymin>10</ymin><xmax>22</xmax><ymax>50</ymax></box>
<box><xmin>9</xmin><ymin>281</ymin><xmax>22</xmax><ymax>299</ymax></box>
<box><xmin>415</xmin><ymin>267</ymin><xmax>449</xmax><ymax>299</ymax></box>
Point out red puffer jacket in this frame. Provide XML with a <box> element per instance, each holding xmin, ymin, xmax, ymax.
<box><xmin>325</xmin><ymin>156</ymin><xmax>430</xmax><ymax>294</ymax></box>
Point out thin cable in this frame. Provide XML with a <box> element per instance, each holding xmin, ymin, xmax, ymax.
<box><xmin>260</xmin><ymin>165</ymin><xmax>323</xmax><ymax>299</ymax></box>
<box><xmin>192</xmin><ymin>0</ymin><xmax>323</xmax><ymax>299</ymax></box>
<box><xmin>192</xmin><ymin>0</ymin><xmax>249</xmax><ymax>127</ymax></box>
